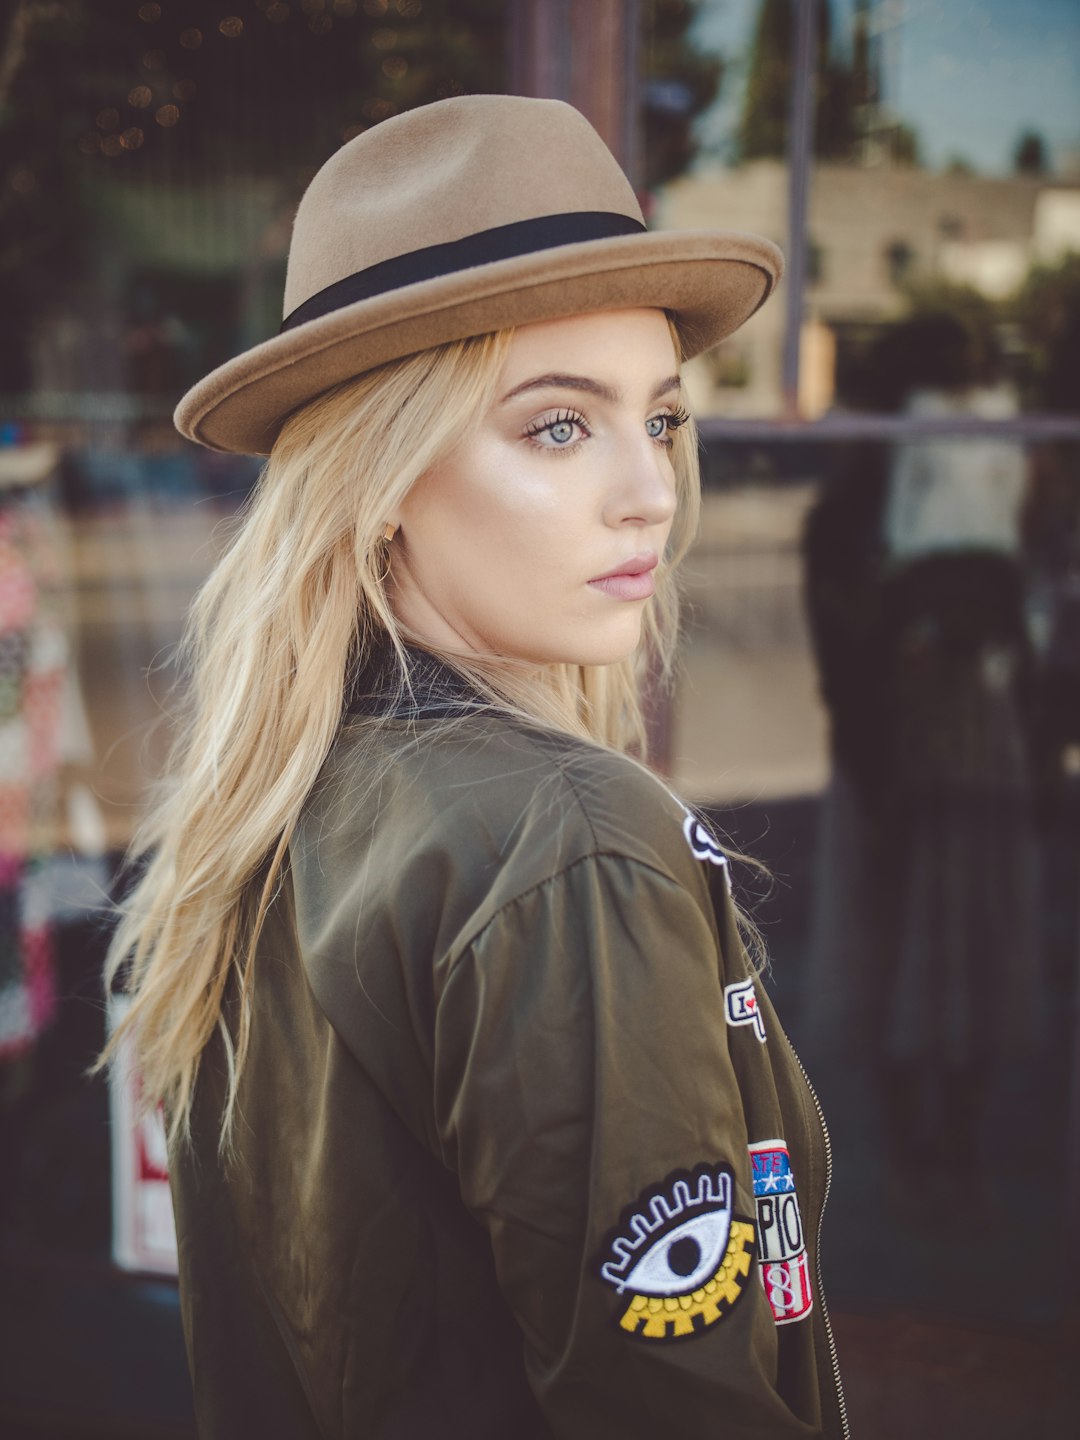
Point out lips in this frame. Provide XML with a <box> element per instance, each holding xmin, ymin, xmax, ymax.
<box><xmin>587</xmin><ymin>552</ymin><xmax>658</xmax><ymax>601</ymax></box>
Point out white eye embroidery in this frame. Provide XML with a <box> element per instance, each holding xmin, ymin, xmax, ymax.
<box><xmin>622</xmin><ymin>1208</ymin><xmax>733</xmax><ymax>1297</ymax></box>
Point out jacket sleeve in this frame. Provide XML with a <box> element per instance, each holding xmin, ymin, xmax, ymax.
<box><xmin>432</xmin><ymin>850</ymin><xmax>821</xmax><ymax>1438</ymax></box>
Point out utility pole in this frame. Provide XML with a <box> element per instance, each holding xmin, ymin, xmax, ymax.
<box><xmin>508</xmin><ymin>0</ymin><xmax>642</xmax><ymax>187</ymax></box>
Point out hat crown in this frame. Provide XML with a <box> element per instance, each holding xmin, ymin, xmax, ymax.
<box><xmin>283</xmin><ymin>95</ymin><xmax>643</xmax><ymax>319</ymax></box>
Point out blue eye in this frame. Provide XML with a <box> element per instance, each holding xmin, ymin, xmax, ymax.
<box><xmin>524</xmin><ymin>409</ymin><xmax>589</xmax><ymax>448</ymax></box>
<box><xmin>646</xmin><ymin>406</ymin><xmax>690</xmax><ymax>443</ymax></box>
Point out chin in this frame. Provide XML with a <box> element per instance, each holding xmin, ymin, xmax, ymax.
<box><xmin>553</xmin><ymin>619</ymin><xmax>645</xmax><ymax>668</ymax></box>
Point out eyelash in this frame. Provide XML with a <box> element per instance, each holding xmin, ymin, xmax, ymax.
<box><xmin>523</xmin><ymin>405</ymin><xmax>691</xmax><ymax>454</ymax></box>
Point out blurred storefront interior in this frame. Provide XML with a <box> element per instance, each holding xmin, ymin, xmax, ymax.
<box><xmin>0</xmin><ymin>1</ymin><xmax>1078</xmax><ymax>1436</ymax></box>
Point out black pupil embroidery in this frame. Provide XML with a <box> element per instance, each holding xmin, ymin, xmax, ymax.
<box><xmin>667</xmin><ymin>1236</ymin><xmax>701</xmax><ymax>1277</ymax></box>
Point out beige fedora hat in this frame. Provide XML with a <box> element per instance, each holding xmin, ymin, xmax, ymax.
<box><xmin>174</xmin><ymin>94</ymin><xmax>783</xmax><ymax>456</ymax></box>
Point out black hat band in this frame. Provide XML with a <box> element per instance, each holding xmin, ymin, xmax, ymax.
<box><xmin>280</xmin><ymin>211</ymin><xmax>648</xmax><ymax>333</ymax></box>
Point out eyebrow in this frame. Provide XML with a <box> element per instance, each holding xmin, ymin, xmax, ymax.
<box><xmin>499</xmin><ymin>372</ymin><xmax>682</xmax><ymax>406</ymax></box>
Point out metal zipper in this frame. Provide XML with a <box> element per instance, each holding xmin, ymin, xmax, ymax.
<box><xmin>784</xmin><ymin>1028</ymin><xmax>852</xmax><ymax>1440</ymax></box>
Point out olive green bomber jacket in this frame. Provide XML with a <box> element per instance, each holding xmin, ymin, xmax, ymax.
<box><xmin>170</xmin><ymin>661</ymin><xmax>849</xmax><ymax>1439</ymax></box>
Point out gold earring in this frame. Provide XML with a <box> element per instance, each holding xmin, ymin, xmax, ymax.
<box><xmin>382</xmin><ymin>522</ymin><xmax>397</xmax><ymax>542</ymax></box>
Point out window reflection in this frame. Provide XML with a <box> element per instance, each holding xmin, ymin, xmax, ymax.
<box><xmin>0</xmin><ymin>7</ymin><xmax>512</xmax><ymax>1432</ymax></box>
<box><xmin>675</xmin><ymin>437</ymin><xmax>1078</xmax><ymax>1323</ymax></box>
<box><xmin>647</xmin><ymin>0</ymin><xmax>789</xmax><ymax>418</ymax></box>
<box><xmin>653</xmin><ymin>1</ymin><xmax>1080</xmax><ymax>418</ymax></box>
<box><xmin>806</xmin><ymin>0</ymin><xmax>1080</xmax><ymax>415</ymax></box>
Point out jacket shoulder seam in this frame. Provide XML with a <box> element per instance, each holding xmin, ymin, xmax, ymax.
<box><xmin>450</xmin><ymin>848</ymin><xmax>696</xmax><ymax>972</ymax></box>
<box><xmin>547</xmin><ymin>748</ymin><xmax>600</xmax><ymax>852</ymax></box>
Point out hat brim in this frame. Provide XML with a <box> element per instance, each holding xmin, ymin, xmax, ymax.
<box><xmin>174</xmin><ymin>229</ymin><xmax>783</xmax><ymax>455</ymax></box>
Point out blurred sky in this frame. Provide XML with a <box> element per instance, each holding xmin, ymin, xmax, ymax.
<box><xmin>691</xmin><ymin>0</ymin><xmax>1080</xmax><ymax>175</ymax></box>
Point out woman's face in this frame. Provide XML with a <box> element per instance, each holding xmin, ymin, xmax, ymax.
<box><xmin>390</xmin><ymin>307</ymin><xmax>683</xmax><ymax>667</ymax></box>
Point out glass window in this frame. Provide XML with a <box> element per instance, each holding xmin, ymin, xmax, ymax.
<box><xmin>0</xmin><ymin>5</ymin><xmax>509</xmax><ymax>1434</ymax></box>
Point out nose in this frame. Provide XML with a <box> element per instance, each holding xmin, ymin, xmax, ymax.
<box><xmin>603</xmin><ymin>430</ymin><xmax>678</xmax><ymax>530</ymax></box>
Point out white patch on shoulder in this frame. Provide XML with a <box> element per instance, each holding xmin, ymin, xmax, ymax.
<box><xmin>681</xmin><ymin>810</ymin><xmax>733</xmax><ymax>892</ymax></box>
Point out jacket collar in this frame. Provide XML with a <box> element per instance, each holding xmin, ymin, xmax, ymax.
<box><xmin>345</xmin><ymin>640</ymin><xmax>490</xmax><ymax>721</ymax></box>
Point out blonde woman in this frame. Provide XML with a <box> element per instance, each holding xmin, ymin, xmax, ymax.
<box><xmin>102</xmin><ymin>97</ymin><xmax>848</xmax><ymax>1439</ymax></box>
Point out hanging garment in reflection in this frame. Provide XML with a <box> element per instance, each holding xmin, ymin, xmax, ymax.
<box><xmin>803</xmin><ymin>423</ymin><xmax>1042</xmax><ymax>1075</ymax></box>
<box><xmin>883</xmin><ymin>386</ymin><xmax>1027</xmax><ymax>562</ymax></box>
<box><xmin>872</xmin><ymin>549</ymin><xmax>1041</xmax><ymax>1067</ymax></box>
<box><xmin>0</xmin><ymin>465</ymin><xmax>68</xmax><ymax>1060</ymax></box>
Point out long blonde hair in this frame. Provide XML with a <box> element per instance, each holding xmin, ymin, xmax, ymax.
<box><xmin>97</xmin><ymin>320</ymin><xmax>703</xmax><ymax>1146</ymax></box>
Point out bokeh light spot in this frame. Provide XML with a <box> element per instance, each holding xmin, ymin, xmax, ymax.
<box><xmin>362</xmin><ymin>96</ymin><xmax>395</xmax><ymax>120</ymax></box>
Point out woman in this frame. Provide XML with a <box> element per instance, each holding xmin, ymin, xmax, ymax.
<box><xmin>101</xmin><ymin>96</ymin><xmax>848</xmax><ymax>1438</ymax></box>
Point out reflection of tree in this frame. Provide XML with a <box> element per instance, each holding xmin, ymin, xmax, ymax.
<box><xmin>846</xmin><ymin>281</ymin><xmax>1002</xmax><ymax>411</ymax></box>
<box><xmin>1013</xmin><ymin>130</ymin><xmax>1048</xmax><ymax>177</ymax></box>
<box><xmin>737</xmin><ymin>0</ymin><xmax>919</xmax><ymax>166</ymax></box>
<box><xmin>837</xmin><ymin>259</ymin><xmax>1080</xmax><ymax>416</ymax></box>
<box><xmin>738</xmin><ymin>0</ymin><xmax>797</xmax><ymax>160</ymax></box>
<box><xmin>1013</xmin><ymin>255</ymin><xmax>1080</xmax><ymax>414</ymax></box>
<box><xmin>642</xmin><ymin>0</ymin><xmax>723</xmax><ymax>190</ymax></box>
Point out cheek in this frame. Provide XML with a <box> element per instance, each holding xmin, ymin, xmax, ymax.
<box><xmin>410</xmin><ymin>446</ymin><xmax>576</xmax><ymax>570</ymax></box>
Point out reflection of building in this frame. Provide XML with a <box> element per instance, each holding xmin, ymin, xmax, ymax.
<box><xmin>657</xmin><ymin>162</ymin><xmax>1080</xmax><ymax>415</ymax></box>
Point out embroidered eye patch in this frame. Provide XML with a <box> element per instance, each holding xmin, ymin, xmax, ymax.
<box><xmin>595</xmin><ymin>1163</ymin><xmax>755</xmax><ymax>1342</ymax></box>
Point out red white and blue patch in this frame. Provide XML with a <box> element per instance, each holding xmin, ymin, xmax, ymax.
<box><xmin>724</xmin><ymin>977</ymin><xmax>766</xmax><ymax>1043</ymax></box>
<box><xmin>749</xmin><ymin>1139</ymin><xmax>813</xmax><ymax>1325</ymax></box>
<box><xmin>594</xmin><ymin>1163</ymin><xmax>756</xmax><ymax>1342</ymax></box>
